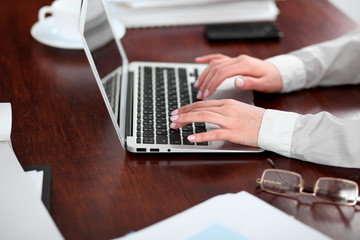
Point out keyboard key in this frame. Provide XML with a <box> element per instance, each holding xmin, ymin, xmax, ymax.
<box><xmin>143</xmin><ymin>131</ymin><xmax>154</xmax><ymax>137</ymax></box>
<box><xmin>195</xmin><ymin>122</ymin><xmax>206</xmax><ymax>128</ymax></box>
<box><xmin>183</xmin><ymin>137</ymin><xmax>195</xmax><ymax>145</ymax></box>
<box><xmin>143</xmin><ymin>138</ymin><xmax>154</xmax><ymax>144</ymax></box>
<box><xmin>156</xmin><ymin>135</ymin><xmax>168</xmax><ymax>144</ymax></box>
<box><xmin>195</xmin><ymin>127</ymin><xmax>207</xmax><ymax>133</ymax></box>
<box><xmin>156</xmin><ymin>123</ymin><xmax>167</xmax><ymax>129</ymax></box>
<box><xmin>170</xmin><ymin>134</ymin><xmax>181</xmax><ymax>145</ymax></box>
<box><xmin>182</xmin><ymin>124</ymin><xmax>194</xmax><ymax>132</ymax></box>
<box><xmin>156</xmin><ymin>117</ymin><xmax>167</xmax><ymax>123</ymax></box>
<box><xmin>156</xmin><ymin>129</ymin><xmax>167</xmax><ymax>135</ymax></box>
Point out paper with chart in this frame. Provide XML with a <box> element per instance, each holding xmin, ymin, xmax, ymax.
<box><xmin>115</xmin><ymin>191</ymin><xmax>330</xmax><ymax>240</ymax></box>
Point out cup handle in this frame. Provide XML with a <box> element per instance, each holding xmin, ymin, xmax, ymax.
<box><xmin>38</xmin><ymin>6</ymin><xmax>52</xmax><ymax>22</ymax></box>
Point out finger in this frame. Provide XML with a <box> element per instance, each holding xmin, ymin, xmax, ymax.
<box><xmin>172</xmin><ymin>99</ymin><xmax>226</xmax><ymax>115</ymax></box>
<box><xmin>187</xmin><ymin>129</ymin><xmax>232</xmax><ymax>143</ymax></box>
<box><xmin>195</xmin><ymin>58</ymin><xmax>227</xmax><ymax>90</ymax></box>
<box><xmin>234</xmin><ymin>76</ymin><xmax>260</xmax><ymax>90</ymax></box>
<box><xmin>200</xmin><ymin>60</ymin><xmax>243</xmax><ymax>98</ymax></box>
<box><xmin>234</xmin><ymin>76</ymin><xmax>280</xmax><ymax>93</ymax></box>
<box><xmin>197</xmin><ymin>59</ymin><xmax>237</xmax><ymax>98</ymax></box>
<box><xmin>194</xmin><ymin>54</ymin><xmax>230</xmax><ymax>90</ymax></box>
<box><xmin>194</xmin><ymin>65</ymin><xmax>211</xmax><ymax>89</ymax></box>
<box><xmin>195</xmin><ymin>54</ymin><xmax>228</xmax><ymax>63</ymax></box>
<box><xmin>171</xmin><ymin>111</ymin><xmax>227</xmax><ymax>129</ymax></box>
<box><xmin>190</xmin><ymin>106</ymin><xmax>226</xmax><ymax>116</ymax></box>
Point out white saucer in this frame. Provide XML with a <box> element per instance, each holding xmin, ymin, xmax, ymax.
<box><xmin>31</xmin><ymin>17</ymin><xmax>83</xmax><ymax>50</ymax></box>
<box><xmin>31</xmin><ymin>17</ymin><xmax>126</xmax><ymax>50</ymax></box>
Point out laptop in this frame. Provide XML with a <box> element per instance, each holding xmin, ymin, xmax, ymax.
<box><xmin>79</xmin><ymin>0</ymin><xmax>263</xmax><ymax>153</ymax></box>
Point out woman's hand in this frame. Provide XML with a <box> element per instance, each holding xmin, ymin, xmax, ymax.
<box><xmin>170</xmin><ymin>99</ymin><xmax>265</xmax><ymax>147</ymax></box>
<box><xmin>194</xmin><ymin>54</ymin><xmax>283</xmax><ymax>99</ymax></box>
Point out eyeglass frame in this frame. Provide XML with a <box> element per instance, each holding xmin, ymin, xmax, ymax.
<box><xmin>256</xmin><ymin>168</ymin><xmax>360</xmax><ymax>206</ymax></box>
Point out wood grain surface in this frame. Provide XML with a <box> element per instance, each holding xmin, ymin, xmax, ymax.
<box><xmin>0</xmin><ymin>0</ymin><xmax>359</xmax><ymax>239</ymax></box>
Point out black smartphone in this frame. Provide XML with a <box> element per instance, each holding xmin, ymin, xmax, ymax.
<box><xmin>205</xmin><ymin>22</ymin><xmax>283</xmax><ymax>41</ymax></box>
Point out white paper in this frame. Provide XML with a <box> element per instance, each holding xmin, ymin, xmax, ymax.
<box><xmin>0</xmin><ymin>142</ymin><xmax>63</xmax><ymax>239</ymax></box>
<box><xmin>0</xmin><ymin>103</ymin><xmax>11</xmax><ymax>141</ymax></box>
<box><xmin>108</xmin><ymin>0</ymin><xmax>279</xmax><ymax>28</ymax></box>
<box><xmin>26</xmin><ymin>170</ymin><xmax>44</xmax><ymax>199</ymax></box>
<box><xmin>114</xmin><ymin>191</ymin><xmax>330</xmax><ymax>240</ymax></box>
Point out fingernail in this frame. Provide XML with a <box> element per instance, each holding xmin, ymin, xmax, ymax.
<box><xmin>235</xmin><ymin>77</ymin><xmax>244</xmax><ymax>88</ymax></box>
<box><xmin>194</xmin><ymin>80</ymin><xmax>200</xmax><ymax>88</ymax></box>
<box><xmin>170</xmin><ymin>123</ymin><xmax>176</xmax><ymax>129</ymax></box>
<box><xmin>171</xmin><ymin>109</ymin><xmax>178</xmax><ymax>115</ymax></box>
<box><xmin>196</xmin><ymin>90</ymin><xmax>202</xmax><ymax>99</ymax></box>
<box><xmin>188</xmin><ymin>135</ymin><xmax>196</xmax><ymax>141</ymax></box>
<box><xmin>195</xmin><ymin>57</ymin><xmax>202</xmax><ymax>61</ymax></box>
<box><xmin>170</xmin><ymin>115</ymin><xmax>178</xmax><ymax>121</ymax></box>
<box><xmin>203</xmin><ymin>89</ymin><xmax>209</xmax><ymax>98</ymax></box>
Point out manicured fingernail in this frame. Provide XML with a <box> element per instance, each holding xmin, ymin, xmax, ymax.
<box><xmin>170</xmin><ymin>115</ymin><xmax>178</xmax><ymax>121</ymax></box>
<box><xmin>195</xmin><ymin>57</ymin><xmax>203</xmax><ymax>61</ymax></box>
<box><xmin>194</xmin><ymin>80</ymin><xmax>200</xmax><ymax>88</ymax></box>
<box><xmin>171</xmin><ymin>109</ymin><xmax>178</xmax><ymax>115</ymax></box>
<box><xmin>203</xmin><ymin>89</ymin><xmax>209</xmax><ymax>98</ymax></box>
<box><xmin>196</xmin><ymin>90</ymin><xmax>202</xmax><ymax>99</ymax></box>
<box><xmin>188</xmin><ymin>135</ymin><xmax>196</xmax><ymax>141</ymax></box>
<box><xmin>170</xmin><ymin>123</ymin><xmax>176</xmax><ymax>128</ymax></box>
<box><xmin>235</xmin><ymin>77</ymin><xmax>244</xmax><ymax>88</ymax></box>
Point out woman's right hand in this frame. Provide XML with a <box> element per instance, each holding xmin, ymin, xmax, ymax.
<box><xmin>194</xmin><ymin>54</ymin><xmax>283</xmax><ymax>99</ymax></box>
<box><xmin>170</xmin><ymin>99</ymin><xmax>265</xmax><ymax>147</ymax></box>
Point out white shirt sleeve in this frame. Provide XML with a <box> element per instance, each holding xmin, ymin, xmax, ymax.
<box><xmin>265</xmin><ymin>55</ymin><xmax>306</xmax><ymax>93</ymax></box>
<box><xmin>258</xmin><ymin>28</ymin><xmax>360</xmax><ymax>168</ymax></box>
<box><xmin>266</xmin><ymin>28</ymin><xmax>360</xmax><ymax>92</ymax></box>
<box><xmin>258</xmin><ymin>109</ymin><xmax>299</xmax><ymax>157</ymax></box>
<box><xmin>291</xmin><ymin>112</ymin><xmax>360</xmax><ymax>168</ymax></box>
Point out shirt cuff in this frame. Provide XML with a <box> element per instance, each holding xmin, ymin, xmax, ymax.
<box><xmin>265</xmin><ymin>54</ymin><xmax>306</xmax><ymax>93</ymax></box>
<box><xmin>258</xmin><ymin>109</ymin><xmax>300</xmax><ymax>157</ymax></box>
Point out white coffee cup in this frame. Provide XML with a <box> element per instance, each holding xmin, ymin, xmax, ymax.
<box><xmin>38</xmin><ymin>0</ymin><xmax>81</xmax><ymax>41</ymax></box>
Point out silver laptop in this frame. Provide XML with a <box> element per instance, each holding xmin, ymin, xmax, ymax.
<box><xmin>79</xmin><ymin>0</ymin><xmax>263</xmax><ymax>153</ymax></box>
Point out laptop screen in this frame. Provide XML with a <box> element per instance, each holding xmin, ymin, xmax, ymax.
<box><xmin>79</xmin><ymin>0</ymin><xmax>129</xmax><ymax>148</ymax></box>
<box><xmin>82</xmin><ymin>0</ymin><xmax>123</xmax><ymax>79</ymax></box>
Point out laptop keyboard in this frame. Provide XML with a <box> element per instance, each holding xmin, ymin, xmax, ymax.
<box><xmin>102</xmin><ymin>74</ymin><xmax>118</xmax><ymax>114</ymax></box>
<box><xmin>136</xmin><ymin>66</ymin><xmax>208</xmax><ymax>146</ymax></box>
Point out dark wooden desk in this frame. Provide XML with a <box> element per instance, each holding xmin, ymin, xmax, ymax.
<box><xmin>1</xmin><ymin>0</ymin><xmax>360</xmax><ymax>239</ymax></box>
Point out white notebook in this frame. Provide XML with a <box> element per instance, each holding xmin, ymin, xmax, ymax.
<box><xmin>108</xmin><ymin>0</ymin><xmax>279</xmax><ymax>28</ymax></box>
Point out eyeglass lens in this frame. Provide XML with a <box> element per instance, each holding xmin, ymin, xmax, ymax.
<box><xmin>315</xmin><ymin>179</ymin><xmax>358</xmax><ymax>204</ymax></box>
<box><xmin>262</xmin><ymin>170</ymin><xmax>302</xmax><ymax>195</ymax></box>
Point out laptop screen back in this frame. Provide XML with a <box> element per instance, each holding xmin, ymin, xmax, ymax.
<box><xmin>82</xmin><ymin>0</ymin><xmax>122</xmax><ymax>79</ymax></box>
<box><xmin>79</xmin><ymin>0</ymin><xmax>128</xmax><ymax>148</ymax></box>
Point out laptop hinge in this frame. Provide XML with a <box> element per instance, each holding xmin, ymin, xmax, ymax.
<box><xmin>125</xmin><ymin>71</ymin><xmax>134</xmax><ymax>138</ymax></box>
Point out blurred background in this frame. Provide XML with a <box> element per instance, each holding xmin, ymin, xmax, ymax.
<box><xmin>329</xmin><ymin>0</ymin><xmax>360</xmax><ymax>24</ymax></box>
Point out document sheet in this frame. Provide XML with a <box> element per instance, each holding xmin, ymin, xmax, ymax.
<box><xmin>115</xmin><ymin>191</ymin><xmax>330</xmax><ymax>240</ymax></box>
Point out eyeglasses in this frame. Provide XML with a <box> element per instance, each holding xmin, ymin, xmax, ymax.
<box><xmin>257</xmin><ymin>169</ymin><xmax>360</xmax><ymax>206</ymax></box>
